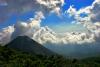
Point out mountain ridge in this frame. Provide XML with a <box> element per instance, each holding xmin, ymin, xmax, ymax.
<box><xmin>6</xmin><ymin>36</ymin><xmax>56</xmax><ymax>56</ymax></box>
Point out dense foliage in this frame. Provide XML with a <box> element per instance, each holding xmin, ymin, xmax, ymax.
<box><xmin>0</xmin><ymin>45</ymin><xmax>100</xmax><ymax>67</ymax></box>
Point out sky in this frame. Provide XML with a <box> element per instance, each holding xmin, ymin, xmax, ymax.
<box><xmin>0</xmin><ymin>0</ymin><xmax>100</xmax><ymax>44</ymax></box>
<box><xmin>0</xmin><ymin>0</ymin><xmax>94</xmax><ymax>32</ymax></box>
<box><xmin>0</xmin><ymin>0</ymin><xmax>100</xmax><ymax>58</ymax></box>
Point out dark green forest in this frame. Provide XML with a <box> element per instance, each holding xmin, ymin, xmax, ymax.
<box><xmin>0</xmin><ymin>45</ymin><xmax>100</xmax><ymax>67</ymax></box>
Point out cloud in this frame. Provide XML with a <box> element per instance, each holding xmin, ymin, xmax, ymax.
<box><xmin>1</xmin><ymin>9</ymin><xmax>45</xmax><ymax>42</ymax></box>
<box><xmin>29</xmin><ymin>11</ymin><xmax>45</xmax><ymax>28</ymax></box>
<box><xmin>0</xmin><ymin>0</ymin><xmax>100</xmax><ymax>45</ymax></box>
<box><xmin>70</xmin><ymin>0</ymin><xmax>100</xmax><ymax>23</ymax></box>
<box><xmin>90</xmin><ymin>0</ymin><xmax>100</xmax><ymax>22</ymax></box>
<box><xmin>29</xmin><ymin>26</ymin><xmax>96</xmax><ymax>45</ymax></box>
<box><xmin>11</xmin><ymin>11</ymin><xmax>45</xmax><ymax>39</ymax></box>
<box><xmin>0</xmin><ymin>26</ymin><xmax>14</xmax><ymax>45</ymax></box>
<box><xmin>36</xmin><ymin>0</ymin><xmax>64</xmax><ymax>15</ymax></box>
<box><xmin>0</xmin><ymin>0</ymin><xmax>64</xmax><ymax>23</ymax></box>
<box><xmin>23</xmin><ymin>0</ymin><xmax>100</xmax><ymax>45</ymax></box>
<box><xmin>66</xmin><ymin>6</ymin><xmax>77</xmax><ymax>16</ymax></box>
<box><xmin>66</xmin><ymin>0</ymin><xmax>100</xmax><ymax>43</ymax></box>
<box><xmin>0</xmin><ymin>0</ymin><xmax>8</xmax><ymax>6</ymax></box>
<box><xmin>0</xmin><ymin>0</ymin><xmax>64</xmax><ymax>44</ymax></box>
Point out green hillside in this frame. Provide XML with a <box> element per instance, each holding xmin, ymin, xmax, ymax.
<box><xmin>0</xmin><ymin>45</ymin><xmax>100</xmax><ymax>67</ymax></box>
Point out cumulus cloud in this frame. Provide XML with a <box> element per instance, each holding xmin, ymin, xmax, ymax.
<box><xmin>1</xmin><ymin>21</ymin><xmax>95</xmax><ymax>45</ymax></box>
<box><xmin>31</xmin><ymin>26</ymin><xmax>96</xmax><ymax>44</ymax></box>
<box><xmin>67</xmin><ymin>0</ymin><xmax>100</xmax><ymax>23</ymax></box>
<box><xmin>66</xmin><ymin>0</ymin><xmax>100</xmax><ymax>43</ymax></box>
<box><xmin>66</xmin><ymin>6</ymin><xmax>77</xmax><ymax>16</ymax></box>
<box><xmin>0</xmin><ymin>26</ymin><xmax>14</xmax><ymax>45</ymax></box>
<box><xmin>0</xmin><ymin>0</ymin><xmax>64</xmax><ymax>23</ymax></box>
<box><xmin>0</xmin><ymin>0</ymin><xmax>8</xmax><ymax>6</ymax></box>
<box><xmin>0</xmin><ymin>0</ymin><xmax>99</xmax><ymax>45</ymax></box>
<box><xmin>30</xmin><ymin>0</ymin><xmax>100</xmax><ymax>45</ymax></box>
<box><xmin>0</xmin><ymin>0</ymin><xmax>100</xmax><ymax>46</ymax></box>
<box><xmin>11</xmin><ymin>11</ymin><xmax>45</xmax><ymax>39</ymax></box>
<box><xmin>0</xmin><ymin>0</ymin><xmax>64</xmax><ymax>44</ymax></box>
<box><xmin>90</xmin><ymin>0</ymin><xmax>100</xmax><ymax>22</ymax></box>
<box><xmin>36</xmin><ymin>0</ymin><xmax>64</xmax><ymax>16</ymax></box>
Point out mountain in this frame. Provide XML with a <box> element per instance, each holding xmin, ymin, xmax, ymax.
<box><xmin>6</xmin><ymin>36</ymin><xmax>56</xmax><ymax>56</ymax></box>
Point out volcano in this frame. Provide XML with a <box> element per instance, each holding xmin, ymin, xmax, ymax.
<box><xmin>6</xmin><ymin>36</ymin><xmax>56</xmax><ymax>56</ymax></box>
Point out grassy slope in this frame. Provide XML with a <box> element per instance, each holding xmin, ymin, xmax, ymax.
<box><xmin>0</xmin><ymin>45</ymin><xmax>100</xmax><ymax>67</ymax></box>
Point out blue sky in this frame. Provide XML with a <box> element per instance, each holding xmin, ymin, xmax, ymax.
<box><xmin>63</xmin><ymin>0</ymin><xmax>94</xmax><ymax>10</ymax></box>
<box><xmin>0</xmin><ymin>0</ymin><xmax>94</xmax><ymax>32</ymax></box>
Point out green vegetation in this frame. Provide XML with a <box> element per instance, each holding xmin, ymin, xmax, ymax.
<box><xmin>0</xmin><ymin>45</ymin><xmax>100</xmax><ymax>67</ymax></box>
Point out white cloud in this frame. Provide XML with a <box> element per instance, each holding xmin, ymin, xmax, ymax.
<box><xmin>90</xmin><ymin>0</ymin><xmax>100</xmax><ymax>22</ymax></box>
<box><xmin>66</xmin><ymin>0</ymin><xmax>100</xmax><ymax>24</ymax></box>
<box><xmin>12</xmin><ymin>11</ymin><xmax>45</xmax><ymax>39</ymax></box>
<box><xmin>0</xmin><ymin>0</ymin><xmax>65</xmax><ymax>45</ymax></box>
<box><xmin>0</xmin><ymin>0</ymin><xmax>8</xmax><ymax>6</ymax></box>
<box><xmin>36</xmin><ymin>0</ymin><xmax>64</xmax><ymax>15</ymax></box>
<box><xmin>0</xmin><ymin>26</ymin><xmax>14</xmax><ymax>45</ymax></box>
<box><xmin>65</xmin><ymin>0</ymin><xmax>100</xmax><ymax>42</ymax></box>
<box><xmin>66</xmin><ymin>6</ymin><xmax>77</xmax><ymax>16</ymax></box>
<box><xmin>29</xmin><ymin>11</ymin><xmax>45</xmax><ymax>29</ymax></box>
<box><xmin>30</xmin><ymin>26</ymin><xmax>96</xmax><ymax>44</ymax></box>
<box><xmin>0</xmin><ymin>0</ymin><xmax>64</xmax><ymax>23</ymax></box>
<box><xmin>0</xmin><ymin>0</ymin><xmax>100</xmax><ymax>46</ymax></box>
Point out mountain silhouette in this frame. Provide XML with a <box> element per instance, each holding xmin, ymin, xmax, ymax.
<box><xmin>6</xmin><ymin>36</ymin><xmax>56</xmax><ymax>56</ymax></box>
